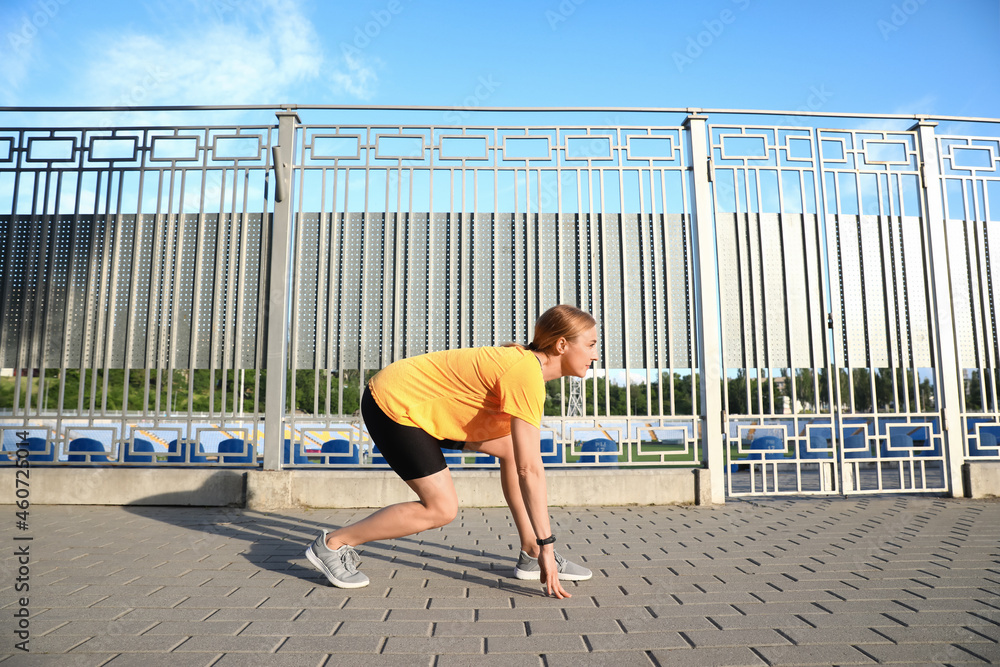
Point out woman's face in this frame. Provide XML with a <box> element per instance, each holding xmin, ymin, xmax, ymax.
<box><xmin>559</xmin><ymin>326</ymin><xmax>599</xmax><ymax>378</ymax></box>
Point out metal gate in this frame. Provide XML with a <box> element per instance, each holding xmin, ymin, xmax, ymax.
<box><xmin>717</xmin><ymin>123</ymin><xmax>952</xmax><ymax>496</ymax></box>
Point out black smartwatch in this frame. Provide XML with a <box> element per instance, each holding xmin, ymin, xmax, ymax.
<box><xmin>536</xmin><ymin>535</ymin><xmax>556</xmax><ymax>546</ymax></box>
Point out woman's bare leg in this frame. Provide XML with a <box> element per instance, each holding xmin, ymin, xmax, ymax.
<box><xmin>325</xmin><ymin>467</ymin><xmax>459</xmax><ymax>550</ymax></box>
<box><xmin>466</xmin><ymin>435</ymin><xmax>540</xmax><ymax>557</ymax></box>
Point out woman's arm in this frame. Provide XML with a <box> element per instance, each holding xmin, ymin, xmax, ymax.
<box><xmin>509</xmin><ymin>417</ymin><xmax>570</xmax><ymax>599</ymax></box>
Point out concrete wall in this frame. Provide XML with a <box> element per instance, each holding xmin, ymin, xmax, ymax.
<box><xmin>963</xmin><ymin>462</ymin><xmax>1000</xmax><ymax>499</ymax></box>
<box><xmin>1</xmin><ymin>467</ymin><xmax>702</xmax><ymax>508</ymax></box>
<box><xmin>0</xmin><ymin>468</ymin><xmax>246</xmax><ymax>506</ymax></box>
<box><xmin>245</xmin><ymin>468</ymin><xmax>700</xmax><ymax>510</ymax></box>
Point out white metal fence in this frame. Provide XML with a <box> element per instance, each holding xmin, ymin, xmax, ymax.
<box><xmin>1</xmin><ymin>106</ymin><xmax>997</xmax><ymax>500</ymax></box>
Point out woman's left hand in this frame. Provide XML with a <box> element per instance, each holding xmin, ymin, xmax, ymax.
<box><xmin>539</xmin><ymin>549</ymin><xmax>571</xmax><ymax>599</ymax></box>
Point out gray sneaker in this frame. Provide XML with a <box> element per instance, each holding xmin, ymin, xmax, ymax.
<box><xmin>514</xmin><ymin>550</ymin><xmax>592</xmax><ymax>581</ymax></box>
<box><xmin>305</xmin><ymin>531</ymin><xmax>370</xmax><ymax>589</ymax></box>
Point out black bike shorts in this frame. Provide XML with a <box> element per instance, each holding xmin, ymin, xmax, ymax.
<box><xmin>361</xmin><ymin>386</ymin><xmax>465</xmax><ymax>481</ymax></box>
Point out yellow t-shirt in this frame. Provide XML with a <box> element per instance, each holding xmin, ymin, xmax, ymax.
<box><xmin>368</xmin><ymin>346</ymin><xmax>544</xmax><ymax>443</ymax></box>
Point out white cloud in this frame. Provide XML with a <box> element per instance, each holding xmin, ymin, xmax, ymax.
<box><xmin>0</xmin><ymin>50</ymin><xmax>30</xmax><ymax>106</ymax></box>
<box><xmin>74</xmin><ymin>0</ymin><xmax>374</xmax><ymax>109</ymax></box>
<box><xmin>329</xmin><ymin>51</ymin><xmax>379</xmax><ymax>101</ymax></box>
<box><xmin>82</xmin><ymin>4</ymin><xmax>317</xmax><ymax>106</ymax></box>
<box><xmin>0</xmin><ymin>5</ymin><xmax>40</xmax><ymax>106</ymax></box>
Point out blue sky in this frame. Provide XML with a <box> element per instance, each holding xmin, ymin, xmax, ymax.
<box><xmin>1</xmin><ymin>0</ymin><xmax>998</xmax><ymax>123</ymax></box>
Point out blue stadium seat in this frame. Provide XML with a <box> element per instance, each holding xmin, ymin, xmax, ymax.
<box><xmin>842</xmin><ymin>434</ymin><xmax>871</xmax><ymax>459</ymax></box>
<box><xmin>67</xmin><ymin>438</ymin><xmax>112</xmax><ymax>464</ymax></box>
<box><xmin>800</xmin><ymin>436</ymin><xmax>833</xmax><ymax>460</ymax></box>
<box><xmin>579</xmin><ymin>438</ymin><xmax>619</xmax><ymax>465</ymax></box>
<box><xmin>880</xmin><ymin>434</ymin><xmax>913</xmax><ymax>459</ymax></box>
<box><xmin>970</xmin><ymin>428</ymin><xmax>998</xmax><ymax>456</ymax></box>
<box><xmin>541</xmin><ymin>437</ymin><xmax>563</xmax><ymax>465</ymax></box>
<box><xmin>218</xmin><ymin>438</ymin><xmax>255</xmax><ymax>465</ymax></box>
<box><xmin>164</xmin><ymin>440</ymin><xmax>210</xmax><ymax>464</ymax></box>
<box><xmin>283</xmin><ymin>439</ymin><xmax>312</xmax><ymax>465</ymax></box>
<box><xmin>26</xmin><ymin>437</ymin><xmax>55</xmax><ymax>464</ymax></box>
<box><xmin>124</xmin><ymin>438</ymin><xmax>157</xmax><ymax>463</ymax></box>
<box><xmin>730</xmin><ymin>435</ymin><xmax>784</xmax><ymax>472</ymax></box>
<box><xmin>321</xmin><ymin>439</ymin><xmax>360</xmax><ymax>465</ymax></box>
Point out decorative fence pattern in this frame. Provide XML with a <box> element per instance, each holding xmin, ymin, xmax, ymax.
<box><xmin>0</xmin><ymin>106</ymin><xmax>997</xmax><ymax>500</ymax></box>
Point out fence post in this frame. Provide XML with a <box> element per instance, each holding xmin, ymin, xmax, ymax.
<box><xmin>262</xmin><ymin>110</ymin><xmax>299</xmax><ymax>471</ymax></box>
<box><xmin>913</xmin><ymin>121</ymin><xmax>966</xmax><ymax>497</ymax></box>
<box><xmin>685</xmin><ymin>114</ymin><xmax>726</xmax><ymax>503</ymax></box>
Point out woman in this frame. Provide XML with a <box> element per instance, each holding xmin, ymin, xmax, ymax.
<box><xmin>305</xmin><ymin>304</ymin><xmax>600</xmax><ymax>599</ymax></box>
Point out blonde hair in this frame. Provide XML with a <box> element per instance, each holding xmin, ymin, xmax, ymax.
<box><xmin>522</xmin><ymin>305</ymin><xmax>596</xmax><ymax>355</ymax></box>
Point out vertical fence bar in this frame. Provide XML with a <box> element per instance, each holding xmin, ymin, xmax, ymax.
<box><xmin>914</xmin><ymin>121</ymin><xmax>965</xmax><ymax>497</ymax></box>
<box><xmin>685</xmin><ymin>114</ymin><xmax>725</xmax><ymax>503</ymax></box>
<box><xmin>262</xmin><ymin>110</ymin><xmax>299</xmax><ymax>470</ymax></box>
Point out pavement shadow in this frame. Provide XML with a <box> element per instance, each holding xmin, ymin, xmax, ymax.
<box><xmin>122</xmin><ymin>481</ymin><xmax>547</xmax><ymax>597</ymax></box>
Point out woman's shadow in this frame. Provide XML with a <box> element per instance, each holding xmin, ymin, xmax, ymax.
<box><xmin>122</xmin><ymin>478</ymin><xmax>548</xmax><ymax>597</ymax></box>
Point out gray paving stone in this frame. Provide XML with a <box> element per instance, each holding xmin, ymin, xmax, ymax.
<box><xmin>732</xmin><ymin>601</ymin><xmax>834</xmax><ymax>615</ymax></box>
<box><xmin>86</xmin><ymin>594</ymin><xmax>188</xmax><ymax>609</ymax></box>
<box><xmin>485</xmin><ymin>634</ymin><xmax>588</xmax><ymax>653</ymax></box>
<box><xmin>780</xmin><ymin>627</ymin><xmax>896</xmax><ymax>645</ymax></box>
<box><xmin>36</xmin><ymin>619</ymin><xmax>154</xmax><ymax>636</ymax></box>
<box><xmin>334</xmin><ymin>619</ymin><xmax>429</xmax><ymax>636</ymax></box>
<box><xmin>433</xmin><ymin>620</ymin><xmax>524</xmax><ymax>636</ymax></box>
<box><xmin>382</xmin><ymin>609</ymin><xmax>480</xmax><ymax>623</ymax></box>
<box><xmin>564</xmin><ymin>606</ymin><xmax>655</xmax><ymax>621</ymax></box>
<box><xmin>382</xmin><ymin>636</ymin><xmax>483</xmax><ymax>654</ymax></box>
<box><xmin>646</xmin><ymin>602</ymin><xmax>741</xmax><ymax>617</ymax></box>
<box><xmin>0</xmin><ymin>656</ymin><xmax>121</xmax><ymax>666</ymax></box>
<box><xmin>875</xmin><ymin>624</ymin><xmax>1000</xmax><ymax>644</ymax></box>
<box><xmin>277</xmin><ymin>635</ymin><xmax>380</xmax><ymax>653</ymax></box>
<box><xmin>102</xmin><ymin>655</ymin><xmax>222</xmax><ymax>667</ymax></box>
<box><xmin>173</xmin><ymin>594</ymin><xmax>269</xmax><ymax>609</ymax></box>
<box><xmin>437</xmin><ymin>654</ymin><xmax>543</xmax><ymax>667</ymax></box>
<box><xmin>69</xmin><ymin>635</ymin><xmax>190</xmax><ymax>653</ymax></box>
<box><xmin>621</xmin><ymin>616</ymin><xmax>721</xmax><ymax>632</ymax></box>
<box><xmin>173</xmin><ymin>636</ymin><xmax>284</xmax><ymax>652</ymax></box>
<box><xmin>648</xmin><ymin>646</ymin><xmax>767</xmax><ymax>666</ymax></box>
<box><xmin>681</xmin><ymin>628</ymin><xmax>792</xmax><ymax>648</ymax></box>
<box><xmin>236</xmin><ymin>620</ymin><xmax>337</xmax><ymax>635</ymax></box>
<box><xmin>527</xmin><ymin>619</ymin><xmax>622</xmax><ymax>635</ymax></box>
<box><xmin>210</xmin><ymin>654</ymin><xmax>330</xmax><ymax>667</ymax></box>
<box><xmin>754</xmin><ymin>643</ymin><xmax>878</xmax><ymax>665</ymax></box>
<box><xmin>858</xmin><ymin>642</ymin><xmax>997</xmax><ymax>665</ymax></box>
<box><xmin>544</xmin><ymin>652</ymin><xmax>655</xmax><ymax>666</ymax></box>
<box><xmin>257</xmin><ymin>592</ymin><xmax>351</xmax><ymax>609</ymax></box>
<box><xmin>474</xmin><ymin>608</ymin><xmax>565</xmax><ymax>622</ymax></box>
<box><xmin>16</xmin><ymin>634</ymin><xmax>93</xmax><ymax>654</ymax></box>
<box><xmin>585</xmin><ymin>631</ymin><xmax>689</xmax><ymax>651</ymax></box>
<box><xmin>140</xmin><ymin>620</ymin><xmax>248</xmax><ymax>635</ymax></box>
<box><xmin>796</xmin><ymin>611</ymin><xmax>905</xmax><ymax>628</ymax></box>
<box><xmin>707</xmin><ymin>613</ymin><xmax>814</xmax><ymax>631</ymax></box>
<box><xmin>885</xmin><ymin>610</ymin><xmax>1000</xmax><ymax>627</ymax></box>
